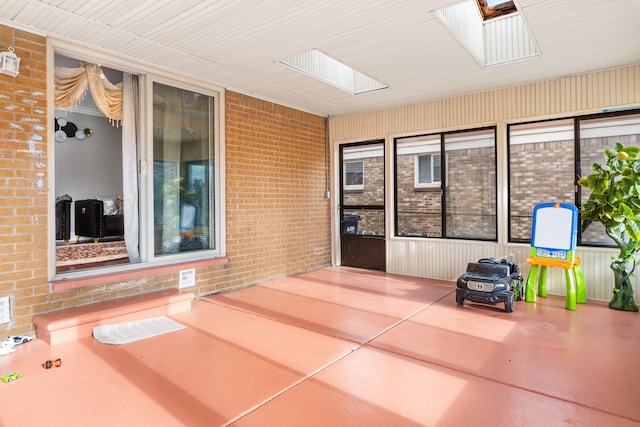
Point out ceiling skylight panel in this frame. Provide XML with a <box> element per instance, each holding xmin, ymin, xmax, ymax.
<box><xmin>434</xmin><ymin>0</ymin><xmax>539</xmax><ymax>66</ymax></box>
<box><xmin>278</xmin><ymin>49</ymin><xmax>388</xmax><ymax>95</ymax></box>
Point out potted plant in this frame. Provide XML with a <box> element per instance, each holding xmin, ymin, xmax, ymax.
<box><xmin>578</xmin><ymin>142</ymin><xmax>639</xmax><ymax>312</ymax></box>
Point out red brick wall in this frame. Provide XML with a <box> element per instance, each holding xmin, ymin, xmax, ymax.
<box><xmin>0</xmin><ymin>25</ymin><xmax>330</xmax><ymax>337</ymax></box>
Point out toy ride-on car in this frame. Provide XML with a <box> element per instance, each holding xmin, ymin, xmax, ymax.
<box><xmin>456</xmin><ymin>257</ymin><xmax>523</xmax><ymax>312</ymax></box>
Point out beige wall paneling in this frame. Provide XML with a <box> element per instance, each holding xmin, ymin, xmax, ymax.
<box><xmin>330</xmin><ymin>64</ymin><xmax>640</xmax><ymax>303</ymax></box>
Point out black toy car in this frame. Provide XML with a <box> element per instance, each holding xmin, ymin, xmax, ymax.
<box><xmin>456</xmin><ymin>258</ymin><xmax>523</xmax><ymax>312</ymax></box>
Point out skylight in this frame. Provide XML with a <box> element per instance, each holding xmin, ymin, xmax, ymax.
<box><xmin>434</xmin><ymin>0</ymin><xmax>539</xmax><ymax>67</ymax></box>
<box><xmin>476</xmin><ymin>0</ymin><xmax>518</xmax><ymax>20</ymax></box>
<box><xmin>277</xmin><ymin>49</ymin><xmax>389</xmax><ymax>95</ymax></box>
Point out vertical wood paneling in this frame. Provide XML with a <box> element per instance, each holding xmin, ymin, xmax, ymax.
<box><xmin>484</xmin><ymin>14</ymin><xmax>538</xmax><ymax>66</ymax></box>
<box><xmin>332</xmin><ymin>64</ymin><xmax>640</xmax><ymax>303</ymax></box>
<box><xmin>387</xmin><ymin>240</ymin><xmax>638</xmax><ymax>303</ymax></box>
<box><xmin>331</xmin><ymin>64</ymin><xmax>640</xmax><ymax>142</ymax></box>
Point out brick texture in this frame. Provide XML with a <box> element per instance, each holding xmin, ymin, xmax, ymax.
<box><xmin>224</xmin><ymin>91</ymin><xmax>330</xmax><ymax>284</ymax></box>
<box><xmin>509</xmin><ymin>139</ymin><xmax>575</xmax><ymax>241</ymax></box>
<box><xmin>343</xmin><ymin>156</ymin><xmax>385</xmax><ymax>235</ymax></box>
<box><xmin>0</xmin><ymin>23</ymin><xmax>330</xmax><ymax>336</ymax></box>
<box><xmin>0</xmin><ymin>27</ymin><xmax>48</xmax><ymax>334</ymax></box>
<box><xmin>396</xmin><ymin>146</ymin><xmax>497</xmax><ymax>239</ymax></box>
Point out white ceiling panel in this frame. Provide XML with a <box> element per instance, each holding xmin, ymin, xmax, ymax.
<box><xmin>0</xmin><ymin>0</ymin><xmax>638</xmax><ymax>116</ymax></box>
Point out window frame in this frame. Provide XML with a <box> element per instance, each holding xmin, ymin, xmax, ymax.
<box><xmin>343</xmin><ymin>160</ymin><xmax>365</xmax><ymax>191</ymax></box>
<box><xmin>506</xmin><ymin>117</ymin><xmax>575</xmax><ymax>244</ymax></box>
<box><xmin>143</xmin><ymin>76</ymin><xmax>222</xmax><ymax>262</ymax></box>
<box><xmin>394</xmin><ymin>126</ymin><xmax>498</xmax><ymax>241</ymax></box>
<box><xmin>50</xmin><ymin>41</ymin><xmax>225</xmax><ymax>281</ymax></box>
<box><xmin>506</xmin><ymin>109</ymin><xmax>640</xmax><ymax>247</ymax></box>
<box><xmin>414</xmin><ymin>153</ymin><xmax>441</xmax><ymax>188</ymax></box>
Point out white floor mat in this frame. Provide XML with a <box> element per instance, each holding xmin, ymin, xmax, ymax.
<box><xmin>93</xmin><ymin>316</ymin><xmax>186</xmax><ymax>345</ymax></box>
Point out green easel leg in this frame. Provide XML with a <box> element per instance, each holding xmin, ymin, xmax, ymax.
<box><xmin>525</xmin><ymin>265</ymin><xmax>539</xmax><ymax>302</ymax></box>
<box><xmin>565</xmin><ymin>268</ymin><xmax>577</xmax><ymax>310</ymax></box>
<box><xmin>574</xmin><ymin>264</ymin><xmax>586</xmax><ymax>304</ymax></box>
<box><xmin>538</xmin><ymin>266</ymin><xmax>548</xmax><ymax>297</ymax></box>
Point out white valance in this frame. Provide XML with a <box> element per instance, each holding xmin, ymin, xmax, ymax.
<box><xmin>54</xmin><ymin>63</ymin><xmax>123</xmax><ymax>124</ymax></box>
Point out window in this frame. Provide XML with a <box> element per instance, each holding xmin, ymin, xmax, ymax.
<box><xmin>508</xmin><ymin>119</ymin><xmax>575</xmax><ymax>242</ymax></box>
<box><xmin>395</xmin><ymin>127</ymin><xmax>497</xmax><ymax>240</ymax></box>
<box><xmin>434</xmin><ymin>0</ymin><xmax>537</xmax><ymax>67</ymax></box>
<box><xmin>579</xmin><ymin>113</ymin><xmax>640</xmax><ymax>246</ymax></box>
<box><xmin>444</xmin><ymin>129</ymin><xmax>497</xmax><ymax>239</ymax></box>
<box><xmin>152</xmin><ymin>82</ymin><xmax>216</xmax><ymax>256</ymax></box>
<box><xmin>344</xmin><ymin>161</ymin><xmax>364</xmax><ymax>190</ymax></box>
<box><xmin>54</xmin><ymin>52</ymin><xmax>221</xmax><ymax>275</ymax></box>
<box><xmin>278</xmin><ymin>49</ymin><xmax>388</xmax><ymax>95</ymax></box>
<box><xmin>415</xmin><ymin>154</ymin><xmax>441</xmax><ymax>187</ymax></box>
<box><xmin>507</xmin><ymin>110</ymin><xmax>640</xmax><ymax>246</ymax></box>
<box><xmin>341</xmin><ymin>142</ymin><xmax>385</xmax><ymax>238</ymax></box>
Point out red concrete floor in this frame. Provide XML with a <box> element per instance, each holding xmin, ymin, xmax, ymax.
<box><xmin>1</xmin><ymin>267</ymin><xmax>638</xmax><ymax>426</ymax></box>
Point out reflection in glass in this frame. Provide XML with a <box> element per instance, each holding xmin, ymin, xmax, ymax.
<box><xmin>153</xmin><ymin>83</ymin><xmax>214</xmax><ymax>255</ymax></box>
<box><xmin>396</xmin><ymin>134</ymin><xmax>441</xmax><ymax>237</ymax></box>
<box><xmin>508</xmin><ymin>119</ymin><xmax>574</xmax><ymax>242</ymax></box>
<box><xmin>342</xmin><ymin>143</ymin><xmax>385</xmax><ymax>237</ymax></box>
<box><xmin>579</xmin><ymin>114</ymin><xmax>640</xmax><ymax>246</ymax></box>
<box><xmin>444</xmin><ymin>129</ymin><xmax>497</xmax><ymax>240</ymax></box>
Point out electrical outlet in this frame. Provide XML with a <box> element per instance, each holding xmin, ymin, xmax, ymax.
<box><xmin>0</xmin><ymin>297</ymin><xmax>10</xmax><ymax>324</ymax></box>
<box><xmin>179</xmin><ymin>269</ymin><xmax>195</xmax><ymax>289</ymax></box>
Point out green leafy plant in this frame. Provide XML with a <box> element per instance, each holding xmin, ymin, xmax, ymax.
<box><xmin>578</xmin><ymin>142</ymin><xmax>639</xmax><ymax>311</ymax></box>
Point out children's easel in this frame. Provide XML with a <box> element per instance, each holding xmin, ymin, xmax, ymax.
<box><xmin>525</xmin><ymin>202</ymin><xmax>586</xmax><ymax>310</ymax></box>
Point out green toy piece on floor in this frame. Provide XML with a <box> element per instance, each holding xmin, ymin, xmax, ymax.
<box><xmin>2</xmin><ymin>372</ymin><xmax>21</xmax><ymax>383</ymax></box>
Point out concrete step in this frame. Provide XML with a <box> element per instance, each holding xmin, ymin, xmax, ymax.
<box><xmin>34</xmin><ymin>289</ymin><xmax>194</xmax><ymax>345</ymax></box>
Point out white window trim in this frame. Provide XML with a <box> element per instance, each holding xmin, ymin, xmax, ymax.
<box><xmin>414</xmin><ymin>153</ymin><xmax>441</xmax><ymax>188</ymax></box>
<box><xmin>343</xmin><ymin>160</ymin><xmax>364</xmax><ymax>191</ymax></box>
<box><xmin>141</xmin><ymin>75</ymin><xmax>224</xmax><ymax>263</ymax></box>
<box><xmin>47</xmin><ymin>39</ymin><xmax>226</xmax><ymax>281</ymax></box>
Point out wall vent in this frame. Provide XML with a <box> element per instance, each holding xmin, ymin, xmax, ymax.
<box><xmin>0</xmin><ymin>296</ymin><xmax>10</xmax><ymax>324</ymax></box>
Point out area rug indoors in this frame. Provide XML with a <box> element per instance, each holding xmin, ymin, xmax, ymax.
<box><xmin>56</xmin><ymin>240</ymin><xmax>129</xmax><ymax>266</ymax></box>
<box><xmin>93</xmin><ymin>316</ymin><xmax>186</xmax><ymax>345</ymax></box>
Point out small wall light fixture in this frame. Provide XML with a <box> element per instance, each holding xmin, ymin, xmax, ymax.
<box><xmin>0</xmin><ymin>47</ymin><xmax>20</xmax><ymax>77</ymax></box>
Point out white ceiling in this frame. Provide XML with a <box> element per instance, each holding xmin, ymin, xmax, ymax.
<box><xmin>1</xmin><ymin>0</ymin><xmax>639</xmax><ymax>117</ymax></box>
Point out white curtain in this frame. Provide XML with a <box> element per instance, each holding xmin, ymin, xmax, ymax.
<box><xmin>122</xmin><ymin>73</ymin><xmax>140</xmax><ymax>263</ymax></box>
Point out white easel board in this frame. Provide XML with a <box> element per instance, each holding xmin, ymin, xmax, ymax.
<box><xmin>531</xmin><ymin>202</ymin><xmax>578</xmax><ymax>253</ymax></box>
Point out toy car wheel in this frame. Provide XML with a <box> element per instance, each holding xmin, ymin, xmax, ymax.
<box><xmin>505</xmin><ymin>292</ymin><xmax>515</xmax><ymax>312</ymax></box>
<box><xmin>455</xmin><ymin>294</ymin><xmax>465</xmax><ymax>306</ymax></box>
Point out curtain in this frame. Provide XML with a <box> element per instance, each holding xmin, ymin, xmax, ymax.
<box><xmin>54</xmin><ymin>63</ymin><xmax>123</xmax><ymax>124</ymax></box>
<box><xmin>122</xmin><ymin>73</ymin><xmax>140</xmax><ymax>263</ymax></box>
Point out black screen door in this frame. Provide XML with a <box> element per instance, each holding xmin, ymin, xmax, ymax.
<box><xmin>339</xmin><ymin>141</ymin><xmax>385</xmax><ymax>271</ymax></box>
